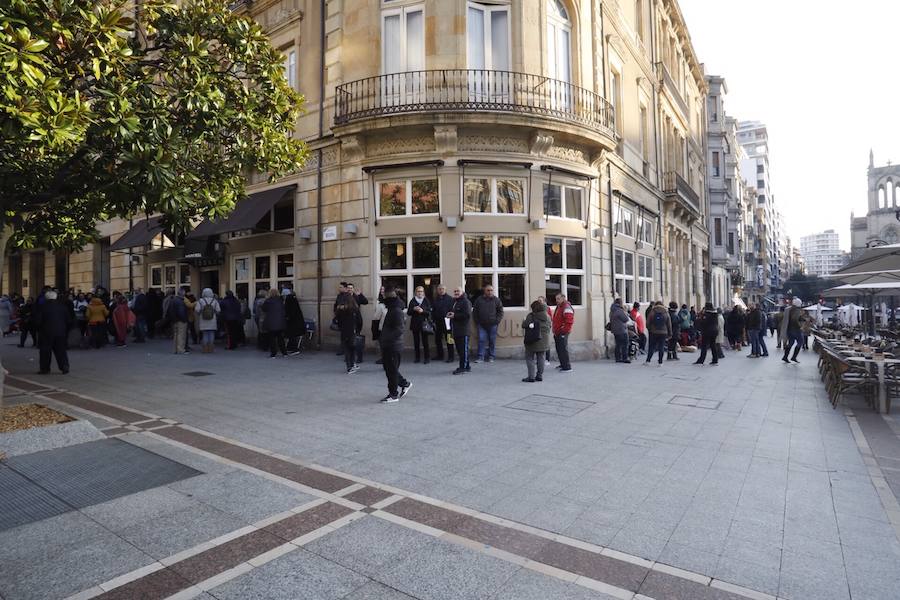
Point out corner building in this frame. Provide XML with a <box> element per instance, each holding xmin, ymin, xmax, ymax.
<box><xmin>3</xmin><ymin>0</ymin><xmax>709</xmax><ymax>358</ymax></box>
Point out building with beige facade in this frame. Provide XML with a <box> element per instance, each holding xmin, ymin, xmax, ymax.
<box><xmin>2</xmin><ymin>0</ymin><xmax>711</xmax><ymax>357</ymax></box>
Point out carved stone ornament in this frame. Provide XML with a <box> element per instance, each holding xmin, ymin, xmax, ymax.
<box><xmin>367</xmin><ymin>136</ymin><xmax>435</xmax><ymax>157</ymax></box>
<box><xmin>529</xmin><ymin>131</ymin><xmax>554</xmax><ymax>157</ymax></box>
<box><xmin>434</xmin><ymin>125</ymin><xmax>458</xmax><ymax>155</ymax></box>
<box><xmin>341</xmin><ymin>135</ymin><xmax>366</xmax><ymax>163</ymax></box>
<box><xmin>458</xmin><ymin>135</ymin><xmax>529</xmax><ymax>153</ymax></box>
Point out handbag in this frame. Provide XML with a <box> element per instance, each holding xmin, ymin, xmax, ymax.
<box><xmin>421</xmin><ymin>317</ymin><xmax>435</xmax><ymax>335</ymax></box>
<box><xmin>329</xmin><ymin>317</ymin><xmax>341</xmax><ymax>332</ymax></box>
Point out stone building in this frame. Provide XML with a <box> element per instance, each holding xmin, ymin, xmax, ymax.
<box><xmin>2</xmin><ymin>0</ymin><xmax>710</xmax><ymax>357</ymax></box>
<box><xmin>850</xmin><ymin>150</ymin><xmax>900</xmax><ymax>258</ymax></box>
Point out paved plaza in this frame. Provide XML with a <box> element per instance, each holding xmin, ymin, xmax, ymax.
<box><xmin>2</xmin><ymin>337</ymin><xmax>900</xmax><ymax>600</ymax></box>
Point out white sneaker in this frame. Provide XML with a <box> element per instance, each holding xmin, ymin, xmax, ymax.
<box><xmin>348</xmin><ymin>364</ymin><xmax>360</xmax><ymax>374</ymax></box>
<box><xmin>399</xmin><ymin>382</ymin><xmax>412</xmax><ymax>398</ymax></box>
<box><xmin>381</xmin><ymin>395</ymin><xmax>399</xmax><ymax>403</ymax></box>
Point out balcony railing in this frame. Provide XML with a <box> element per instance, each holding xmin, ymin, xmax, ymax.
<box><xmin>663</xmin><ymin>171</ymin><xmax>701</xmax><ymax>215</ymax></box>
<box><xmin>335</xmin><ymin>70</ymin><xmax>615</xmax><ymax>135</ymax></box>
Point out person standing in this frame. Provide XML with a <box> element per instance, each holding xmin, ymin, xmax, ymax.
<box><xmin>630</xmin><ymin>302</ymin><xmax>646</xmax><ymax>352</ymax></box>
<box><xmin>220</xmin><ymin>290</ymin><xmax>243</xmax><ymax>350</ymax></box>
<box><xmin>431</xmin><ymin>285</ymin><xmax>454</xmax><ymax>363</ymax></box>
<box><xmin>745</xmin><ymin>303</ymin><xmax>761</xmax><ymax>358</ymax></box>
<box><xmin>169</xmin><ymin>289</ymin><xmax>189</xmax><ymax>354</ymax></box>
<box><xmin>716</xmin><ymin>308</ymin><xmax>726</xmax><ymax>359</ymax></box>
<box><xmin>334</xmin><ymin>285</ymin><xmax>362</xmax><ymax>373</ymax></box>
<box><xmin>645</xmin><ymin>301</ymin><xmax>671</xmax><ymax>366</ymax></box>
<box><xmin>254</xmin><ymin>289</ymin><xmax>268</xmax><ymax>350</ymax></box>
<box><xmin>757</xmin><ymin>307</ymin><xmax>770</xmax><ymax>357</ymax></box>
<box><xmin>73</xmin><ymin>292</ymin><xmax>89</xmax><ymax>339</ymax></box>
<box><xmin>551</xmin><ymin>293</ymin><xmax>574</xmax><ymax>373</ymax></box>
<box><xmin>35</xmin><ymin>290</ymin><xmax>72</xmax><ymax>374</ymax></box>
<box><xmin>473</xmin><ymin>284</ymin><xmax>503</xmax><ymax>363</ymax></box>
<box><xmin>261</xmin><ymin>288</ymin><xmax>287</xmax><ymax>358</ymax></box>
<box><xmin>694</xmin><ymin>303</ymin><xmax>720</xmax><ymax>365</ymax></box>
<box><xmin>85</xmin><ymin>296</ymin><xmax>109</xmax><ymax>349</ymax></box>
<box><xmin>17</xmin><ymin>297</ymin><xmax>36</xmax><ymax>347</ymax></box>
<box><xmin>195</xmin><ymin>288</ymin><xmax>221</xmax><ymax>353</ymax></box>
<box><xmin>522</xmin><ymin>299</ymin><xmax>551</xmax><ymax>382</ymax></box>
<box><xmin>609</xmin><ymin>298</ymin><xmax>630</xmax><ymax>363</ymax></box>
<box><xmin>112</xmin><ymin>296</ymin><xmax>134</xmax><ymax>346</ymax></box>
<box><xmin>378</xmin><ymin>285</ymin><xmax>412</xmax><ymax>403</ymax></box>
<box><xmin>131</xmin><ymin>288</ymin><xmax>147</xmax><ymax>343</ymax></box>
<box><xmin>726</xmin><ymin>306</ymin><xmax>746</xmax><ymax>351</ymax></box>
<box><xmin>667</xmin><ymin>302</ymin><xmax>682</xmax><ymax>360</ymax></box>
<box><xmin>448</xmin><ymin>287</ymin><xmax>472</xmax><ymax>374</ymax></box>
<box><xmin>284</xmin><ymin>289</ymin><xmax>306</xmax><ymax>356</ymax></box>
<box><xmin>407</xmin><ymin>286</ymin><xmax>433</xmax><ymax>364</ymax></box>
<box><xmin>781</xmin><ymin>298</ymin><xmax>806</xmax><ymax>364</ymax></box>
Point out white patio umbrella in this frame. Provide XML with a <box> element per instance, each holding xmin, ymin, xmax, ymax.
<box><xmin>824</xmin><ymin>282</ymin><xmax>900</xmax><ymax>333</ymax></box>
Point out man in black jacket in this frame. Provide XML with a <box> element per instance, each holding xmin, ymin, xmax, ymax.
<box><xmin>431</xmin><ymin>285</ymin><xmax>454</xmax><ymax>363</ymax></box>
<box><xmin>379</xmin><ymin>285</ymin><xmax>411</xmax><ymax>403</ymax></box>
<box><xmin>473</xmin><ymin>284</ymin><xmax>503</xmax><ymax>363</ymax></box>
<box><xmin>447</xmin><ymin>286</ymin><xmax>473</xmax><ymax>374</ymax></box>
<box><xmin>694</xmin><ymin>303</ymin><xmax>720</xmax><ymax>366</ymax></box>
<box><xmin>35</xmin><ymin>290</ymin><xmax>72</xmax><ymax>374</ymax></box>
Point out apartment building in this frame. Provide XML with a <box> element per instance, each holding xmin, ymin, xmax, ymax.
<box><xmin>800</xmin><ymin>230</ymin><xmax>846</xmax><ymax>277</ymax></box>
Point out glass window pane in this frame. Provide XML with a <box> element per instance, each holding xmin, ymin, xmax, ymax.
<box><xmin>623</xmin><ymin>210</ymin><xmax>634</xmax><ymax>236</ymax></box>
<box><xmin>379</xmin><ymin>182</ymin><xmax>406</xmax><ymax>216</ymax></box>
<box><xmin>543</xmin><ymin>183</ymin><xmax>561</xmax><ymax>217</ymax></box>
<box><xmin>406</xmin><ymin>9</ymin><xmax>424</xmax><ymax>71</ymax></box>
<box><xmin>277</xmin><ymin>280</ymin><xmax>293</xmax><ymax>291</ymax></box>
<box><xmin>381</xmin><ymin>275</ymin><xmax>408</xmax><ymax>302</ymax></box>
<box><xmin>255</xmin><ymin>256</ymin><xmax>270</xmax><ymax>280</ymax></box>
<box><xmin>179</xmin><ymin>264</ymin><xmax>191</xmax><ymax>285</ymax></box>
<box><xmin>463</xmin><ymin>178</ymin><xmax>490</xmax><ymax>213</ymax></box>
<box><xmin>413</xmin><ymin>274</ymin><xmax>440</xmax><ymax>302</ymax></box>
<box><xmin>235</xmin><ymin>282</ymin><xmax>249</xmax><ymax>304</ymax></box>
<box><xmin>544</xmin><ymin>237</ymin><xmax>563</xmax><ymax>269</ymax></box>
<box><xmin>624</xmin><ymin>252</ymin><xmax>634</xmax><ymax>276</ymax></box>
<box><xmin>412</xmin><ymin>179</ymin><xmax>439</xmax><ymax>214</ymax></box>
<box><xmin>614</xmin><ymin>278</ymin><xmax>622</xmax><ymax>300</ymax></box>
<box><xmin>498</xmin><ymin>236</ymin><xmax>525</xmax><ymax>268</ymax></box>
<box><xmin>545</xmin><ymin>274</ymin><xmax>562</xmax><ymax>302</ymax></box>
<box><xmin>564</xmin><ymin>187</ymin><xmax>582</xmax><ymax>220</ymax></box>
<box><xmin>383</xmin><ymin>14</ymin><xmax>401</xmax><ymax>73</ymax></box>
<box><xmin>277</xmin><ymin>253</ymin><xmax>293</xmax><ymax>278</ymax></box>
<box><xmin>567</xmin><ymin>275</ymin><xmax>583</xmax><ymax>305</ymax></box>
<box><xmin>465</xmin><ymin>273</ymin><xmax>490</xmax><ymax>302</ymax></box>
<box><xmin>498</xmin><ymin>273</ymin><xmax>525</xmax><ymax>307</ymax></box>
<box><xmin>496</xmin><ymin>179</ymin><xmax>524</xmax><ymax>214</ymax></box>
<box><xmin>412</xmin><ymin>236</ymin><xmax>440</xmax><ymax>269</ymax></box>
<box><xmin>380</xmin><ymin>237</ymin><xmax>407</xmax><ymax>270</ymax></box>
<box><xmin>464</xmin><ymin>235</ymin><xmax>492</xmax><ymax>268</ymax></box>
<box><xmin>614</xmin><ymin>249</ymin><xmax>624</xmax><ymax>274</ymax></box>
<box><xmin>151</xmin><ymin>267</ymin><xmax>162</xmax><ymax>287</ymax></box>
<box><xmin>467</xmin><ymin>6</ymin><xmax>485</xmax><ymax>69</ymax></box>
<box><xmin>165</xmin><ymin>265</ymin><xmax>176</xmax><ymax>286</ymax></box>
<box><xmin>566</xmin><ymin>239</ymin><xmax>583</xmax><ymax>270</ymax></box>
<box><xmin>255</xmin><ymin>281</ymin><xmax>271</xmax><ymax>295</ymax></box>
<box><xmin>490</xmin><ymin>9</ymin><xmax>510</xmax><ymax>70</ymax></box>
<box><xmin>234</xmin><ymin>258</ymin><xmax>249</xmax><ymax>282</ymax></box>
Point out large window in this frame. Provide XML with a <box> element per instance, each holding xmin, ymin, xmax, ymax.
<box><xmin>547</xmin><ymin>0</ymin><xmax>571</xmax><ymax>83</ymax></box>
<box><xmin>464</xmin><ymin>234</ymin><xmax>526</xmax><ymax>307</ymax></box>
<box><xmin>609</xmin><ymin>69</ymin><xmax>621</xmax><ymax>135</ymax></box>
<box><xmin>378</xmin><ymin>235</ymin><xmax>441</xmax><ymax>302</ymax></box>
<box><xmin>637</xmin><ymin>255</ymin><xmax>653</xmax><ymax>301</ymax></box>
<box><xmin>464</xmin><ymin>177</ymin><xmax>525</xmax><ymax>214</ymax></box>
<box><xmin>614</xmin><ymin>249</ymin><xmax>634</xmax><ymax>305</ymax></box>
<box><xmin>232</xmin><ymin>251</ymin><xmax>294</xmax><ymax>307</ymax></box>
<box><xmin>149</xmin><ymin>262</ymin><xmax>190</xmax><ymax>292</ymax></box>
<box><xmin>467</xmin><ymin>2</ymin><xmax>509</xmax><ymax>71</ymax></box>
<box><xmin>544</xmin><ymin>237</ymin><xmax>584</xmax><ymax>305</ymax></box>
<box><xmin>613</xmin><ymin>204</ymin><xmax>634</xmax><ymax>237</ymax></box>
<box><xmin>639</xmin><ymin>217</ymin><xmax>654</xmax><ymax>245</ymax></box>
<box><xmin>543</xmin><ymin>183</ymin><xmax>583</xmax><ymax>220</ymax></box>
<box><xmin>378</xmin><ymin>178</ymin><xmax>439</xmax><ymax>217</ymax></box>
<box><xmin>712</xmin><ymin>151</ymin><xmax>720</xmax><ymax>177</ymax></box>
<box><xmin>382</xmin><ymin>4</ymin><xmax>424</xmax><ymax>105</ymax></box>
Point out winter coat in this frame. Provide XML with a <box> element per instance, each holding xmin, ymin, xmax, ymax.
<box><xmin>697</xmin><ymin>309</ymin><xmax>719</xmax><ymax>340</ymax></box>
<box><xmin>473</xmin><ymin>295</ymin><xmax>504</xmax><ymax>328</ymax></box>
<box><xmin>608</xmin><ymin>303</ymin><xmax>630</xmax><ymax>336</ymax></box>
<box><xmin>449</xmin><ymin>295</ymin><xmax>473</xmax><ymax>337</ymax></box>
<box><xmin>73</xmin><ymin>299</ymin><xmax>88</xmax><ymax>321</ymax></box>
<box><xmin>132</xmin><ymin>293</ymin><xmax>147</xmax><ymax>317</ymax></box>
<box><xmin>431</xmin><ymin>293</ymin><xmax>453</xmax><ymax>330</ymax></box>
<box><xmin>284</xmin><ymin>295</ymin><xmax>306</xmax><ymax>337</ymax></box>
<box><xmin>35</xmin><ymin>299</ymin><xmax>72</xmax><ymax>338</ymax></box>
<box><xmin>220</xmin><ymin>295</ymin><xmax>242</xmax><ymax>321</ymax></box>
<box><xmin>523</xmin><ymin>307</ymin><xmax>552</xmax><ymax>353</ymax></box>
<box><xmin>647</xmin><ymin>306</ymin><xmax>672</xmax><ymax>337</ymax></box>
<box><xmin>779</xmin><ymin>306</ymin><xmax>804</xmax><ymax>342</ymax></box>
<box><xmin>630</xmin><ymin>309</ymin><xmax>646</xmax><ymax>335</ymax></box>
<box><xmin>85</xmin><ymin>298</ymin><xmax>109</xmax><ymax>324</ymax></box>
<box><xmin>167</xmin><ymin>295</ymin><xmax>188</xmax><ymax>323</ymax></box>
<box><xmin>261</xmin><ymin>297</ymin><xmax>286</xmax><ymax>332</ymax></box>
<box><xmin>333</xmin><ymin>292</ymin><xmax>362</xmax><ymax>340</ymax></box>
<box><xmin>379</xmin><ymin>296</ymin><xmax>406</xmax><ymax>351</ymax></box>
<box><xmin>195</xmin><ymin>290</ymin><xmax>221</xmax><ymax>331</ymax></box>
<box><xmin>112</xmin><ymin>303</ymin><xmax>135</xmax><ymax>337</ymax></box>
<box><xmin>184</xmin><ymin>298</ymin><xmax>196</xmax><ymax>324</ymax></box>
<box><xmin>745</xmin><ymin>308</ymin><xmax>762</xmax><ymax>330</ymax></box>
<box><xmin>552</xmin><ymin>301</ymin><xmax>575</xmax><ymax>336</ymax></box>
<box><xmin>407</xmin><ymin>296</ymin><xmax>433</xmax><ymax>331</ymax></box>
<box><xmin>678</xmin><ymin>308</ymin><xmax>692</xmax><ymax>328</ymax></box>
<box><xmin>668</xmin><ymin>308</ymin><xmax>683</xmax><ymax>335</ymax></box>
<box><xmin>726</xmin><ymin>310</ymin><xmax>746</xmax><ymax>338</ymax></box>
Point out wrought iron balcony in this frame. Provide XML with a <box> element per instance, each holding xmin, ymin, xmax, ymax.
<box><xmin>334</xmin><ymin>69</ymin><xmax>615</xmax><ymax>136</ymax></box>
<box><xmin>663</xmin><ymin>171</ymin><xmax>701</xmax><ymax>215</ymax></box>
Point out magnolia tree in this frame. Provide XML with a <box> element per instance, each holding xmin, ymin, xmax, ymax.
<box><xmin>0</xmin><ymin>0</ymin><xmax>308</xmax><ymax>411</ymax></box>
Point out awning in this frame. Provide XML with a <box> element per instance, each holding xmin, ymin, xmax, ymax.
<box><xmin>187</xmin><ymin>185</ymin><xmax>296</xmax><ymax>239</ymax></box>
<box><xmin>109</xmin><ymin>216</ymin><xmax>166</xmax><ymax>251</ymax></box>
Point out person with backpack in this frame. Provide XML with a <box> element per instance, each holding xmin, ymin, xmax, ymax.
<box><xmin>667</xmin><ymin>301</ymin><xmax>682</xmax><ymax>360</ymax></box>
<box><xmin>522</xmin><ymin>299</ymin><xmax>551</xmax><ymax>382</ymax></box>
<box><xmin>195</xmin><ymin>288</ymin><xmax>221</xmax><ymax>353</ymax></box>
<box><xmin>645</xmin><ymin>301</ymin><xmax>671</xmax><ymax>366</ymax></box>
<box><xmin>169</xmin><ymin>289</ymin><xmax>189</xmax><ymax>354</ymax></box>
<box><xmin>378</xmin><ymin>284</ymin><xmax>412</xmax><ymax>403</ymax></box>
<box><xmin>551</xmin><ymin>293</ymin><xmax>574</xmax><ymax>373</ymax></box>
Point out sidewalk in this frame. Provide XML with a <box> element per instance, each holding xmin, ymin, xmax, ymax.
<box><xmin>1</xmin><ymin>337</ymin><xmax>899</xmax><ymax>599</ymax></box>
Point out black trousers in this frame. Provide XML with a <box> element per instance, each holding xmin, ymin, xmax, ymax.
<box><xmin>696</xmin><ymin>335</ymin><xmax>718</xmax><ymax>364</ymax></box>
<box><xmin>225</xmin><ymin>320</ymin><xmax>242</xmax><ymax>349</ymax></box>
<box><xmin>342</xmin><ymin>336</ymin><xmax>356</xmax><ymax>370</ymax></box>
<box><xmin>19</xmin><ymin>326</ymin><xmax>35</xmax><ymax>347</ymax></box>
<box><xmin>39</xmin><ymin>335</ymin><xmax>68</xmax><ymax>373</ymax></box>
<box><xmin>90</xmin><ymin>323</ymin><xmax>107</xmax><ymax>348</ymax></box>
<box><xmin>268</xmin><ymin>330</ymin><xmax>287</xmax><ymax>357</ymax></box>
<box><xmin>434</xmin><ymin>327</ymin><xmax>453</xmax><ymax>360</ymax></box>
<box><xmin>454</xmin><ymin>335</ymin><xmax>469</xmax><ymax>370</ymax></box>
<box><xmin>381</xmin><ymin>347</ymin><xmax>408</xmax><ymax>396</ymax></box>
<box><xmin>411</xmin><ymin>328</ymin><xmax>430</xmax><ymax>361</ymax></box>
<box><xmin>554</xmin><ymin>334</ymin><xmax>571</xmax><ymax>369</ymax></box>
<box><xmin>647</xmin><ymin>333</ymin><xmax>667</xmax><ymax>363</ymax></box>
<box><xmin>614</xmin><ymin>333</ymin><xmax>629</xmax><ymax>362</ymax></box>
<box><xmin>667</xmin><ymin>336</ymin><xmax>679</xmax><ymax>358</ymax></box>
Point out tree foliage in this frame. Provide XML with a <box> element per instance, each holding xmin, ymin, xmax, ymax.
<box><xmin>0</xmin><ymin>0</ymin><xmax>308</xmax><ymax>250</ymax></box>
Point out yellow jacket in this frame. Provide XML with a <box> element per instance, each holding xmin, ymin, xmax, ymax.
<box><xmin>85</xmin><ymin>298</ymin><xmax>109</xmax><ymax>324</ymax></box>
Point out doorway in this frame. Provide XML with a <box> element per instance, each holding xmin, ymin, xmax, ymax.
<box><xmin>200</xmin><ymin>269</ymin><xmax>220</xmax><ymax>296</ymax></box>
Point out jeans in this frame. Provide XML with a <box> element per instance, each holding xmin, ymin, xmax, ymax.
<box><xmin>696</xmin><ymin>335</ymin><xmax>718</xmax><ymax>364</ymax></box>
<box><xmin>454</xmin><ymin>335</ymin><xmax>470</xmax><ymax>370</ymax></box>
<box><xmin>477</xmin><ymin>324</ymin><xmax>498</xmax><ymax>360</ymax></box>
<box><xmin>554</xmin><ymin>334</ymin><xmax>571</xmax><ymax>370</ymax></box>
<box><xmin>39</xmin><ymin>335</ymin><xmax>68</xmax><ymax>373</ymax></box>
<box><xmin>783</xmin><ymin>330</ymin><xmax>803</xmax><ymax>361</ymax></box>
<box><xmin>412</xmin><ymin>328</ymin><xmax>430</xmax><ymax>362</ymax></box>
<box><xmin>134</xmin><ymin>317</ymin><xmax>147</xmax><ymax>342</ymax></box>
<box><xmin>173</xmin><ymin>322</ymin><xmax>187</xmax><ymax>353</ymax></box>
<box><xmin>646</xmin><ymin>333</ymin><xmax>667</xmax><ymax>363</ymax></box>
<box><xmin>525</xmin><ymin>350</ymin><xmax>545</xmax><ymax>379</ymax></box>
<box><xmin>758</xmin><ymin>329</ymin><xmax>769</xmax><ymax>356</ymax></box>
<box><xmin>748</xmin><ymin>329</ymin><xmax>760</xmax><ymax>355</ymax></box>
<box><xmin>201</xmin><ymin>329</ymin><xmax>215</xmax><ymax>346</ymax></box>
<box><xmin>614</xmin><ymin>333</ymin><xmax>629</xmax><ymax>362</ymax></box>
<box><xmin>381</xmin><ymin>347</ymin><xmax>408</xmax><ymax>396</ymax></box>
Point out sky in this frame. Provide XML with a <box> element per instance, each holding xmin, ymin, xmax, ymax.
<box><xmin>678</xmin><ymin>0</ymin><xmax>900</xmax><ymax>251</ymax></box>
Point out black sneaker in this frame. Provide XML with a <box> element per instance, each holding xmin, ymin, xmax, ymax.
<box><xmin>791</xmin><ymin>358</ymin><xmax>799</xmax><ymax>363</ymax></box>
<box><xmin>399</xmin><ymin>382</ymin><xmax>412</xmax><ymax>398</ymax></box>
<box><xmin>522</xmin><ymin>377</ymin><xmax>535</xmax><ymax>383</ymax></box>
<box><xmin>452</xmin><ymin>368</ymin><xmax>467</xmax><ymax>375</ymax></box>
<box><xmin>559</xmin><ymin>367</ymin><xmax>573</xmax><ymax>373</ymax></box>
<box><xmin>381</xmin><ymin>395</ymin><xmax>400</xmax><ymax>403</ymax></box>
<box><xmin>535</xmin><ymin>376</ymin><xmax>543</xmax><ymax>382</ymax></box>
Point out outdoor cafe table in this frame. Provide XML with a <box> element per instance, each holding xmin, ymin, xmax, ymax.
<box><xmin>846</xmin><ymin>356</ymin><xmax>900</xmax><ymax>414</ymax></box>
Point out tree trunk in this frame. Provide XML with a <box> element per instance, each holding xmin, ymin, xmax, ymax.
<box><xmin>0</xmin><ymin>222</ymin><xmax>14</xmax><ymax>421</ymax></box>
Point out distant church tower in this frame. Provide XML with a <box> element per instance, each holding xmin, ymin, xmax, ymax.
<box><xmin>854</xmin><ymin>150</ymin><xmax>900</xmax><ymax>256</ymax></box>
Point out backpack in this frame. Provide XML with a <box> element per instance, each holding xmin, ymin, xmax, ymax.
<box><xmin>652</xmin><ymin>310</ymin><xmax>666</xmax><ymax>329</ymax></box>
<box><xmin>200</xmin><ymin>299</ymin><xmax>215</xmax><ymax>321</ymax></box>
<box><xmin>671</xmin><ymin>311</ymin><xmax>682</xmax><ymax>328</ymax></box>
<box><xmin>523</xmin><ymin>314</ymin><xmax>541</xmax><ymax>344</ymax></box>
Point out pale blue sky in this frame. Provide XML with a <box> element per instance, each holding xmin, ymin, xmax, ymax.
<box><xmin>679</xmin><ymin>0</ymin><xmax>898</xmax><ymax>250</ymax></box>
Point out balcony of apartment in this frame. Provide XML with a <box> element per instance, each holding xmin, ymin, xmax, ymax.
<box><xmin>333</xmin><ymin>69</ymin><xmax>617</xmax><ymax>151</ymax></box>
<box><xmin>662</xmin><ymin>171</ymin><xmax>701</xmax><ymax>221</ymax></box>
<box><xmin>655</xmin><ymin>62</ymin><xmax>689</xmax><ymax>120</ymax></box>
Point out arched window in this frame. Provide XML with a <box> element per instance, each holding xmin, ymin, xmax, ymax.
<box><xmin>888</xmin><ymin>180</ymin><xmax>895</xmax><ymax>207</ymax></box>
<box><xmin>895</xmin><ymin>183</ymin><xmax>900</xmax><ymax>207</ymax></box>
<box><xmin>884</xmin><ymin>228</ymin><xmax>899</xmax><ymax>244</ymax></box>
<box><xmin>547</xmin><ymin>0</ymin><xmax>571</xmax><ymax>84</ymax></box>
<box><xmin>879</xmin><ymin>186</ymin><xmax>887</xmax><ymax>208</ymax></box>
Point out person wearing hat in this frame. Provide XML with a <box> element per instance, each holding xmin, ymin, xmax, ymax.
<box><xmin>35</xmin><ymin>290</ymin><xmax>72</xmax><ymax>374</ymax></box>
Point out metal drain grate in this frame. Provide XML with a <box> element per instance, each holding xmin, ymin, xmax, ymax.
<box><xmin>0</xmin><ymin>438</ymin><xmax>200</xmax><ymax>531</ymax></box>
<box><xmin>668</xmin><ymin>395</ymin><xmax>721</xmax><ymax>410</ymax></box>
<box><xmin>182</xmin><ymin>371</ymin><xmax>214</xmax><ymax>377</ymax></box>
<box><xmin>505</xmin><ymin>395</ymin><xmax>595</xmax><ymax>417</ymax></box>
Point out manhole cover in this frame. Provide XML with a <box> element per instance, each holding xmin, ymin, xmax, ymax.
<box><xmin>668</xmin><ymin>395</ymin><xmax>721</xmax><ymax>410</ymax></box>
<box><xmin>505</xmin><ymin>395</ymin><xmax>595</xmax><ymax>417</ymax></box>
<box><xmin>182</xmin><ymin>371</ymin><xmax>214</xmax><ymax>377</ymax></box>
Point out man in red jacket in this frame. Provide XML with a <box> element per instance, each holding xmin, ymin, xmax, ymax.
<box><xmin>552</xmin><ymin>293</ymin><xmax>575</xmax><ymax>372</ymax></box>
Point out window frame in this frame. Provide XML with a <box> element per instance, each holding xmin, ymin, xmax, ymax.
<box><xmin>466</xmin><ymin>1</ymin><xmax>511</xmax><ymax>71</ymax></box>
<box><xmin>462</xmin><ymin>176</ymin><xmax>527</xmax><ymax>215</ymax></box>
<box><xmin>544</xmin><ymin>236</ymin><xmax>585</xmax><ymax>306</ymax></box>
<box><xmin>148</xmin><ymin>262</ymin><xmax>190</xmax><ymax>292</ymax></box>
<box><xmin>613</xmin><ymin>204</ymin><xmax>635</xmax><ymax>237</ymax></box>
<box><xmin>232</xmin><ymin>250</ymin><xmax>294</xmax><ymax>304</ymax></box>
<box><xmin>381</xmin><ymin>3</ymin><xmax>425</xmax><ymax>75</ymax></box>
<box><xmin>637</xmin><ymin>255</ymin><xmax>653</xmax><ymax>302</ymax></box>
<box><xmin>463</xmin><ymin>233</ymin><xmax>527</xmax><ymax>308</ymax></box>
<box><xmin>543</xmin><ymin>181</ymin><xmax>585</xmax><ymax>221</ymax></box>
<box><xmin>284</xmin><ymin>48</ymin><xmax>297</xmax><ymax>90</ymax></box>
<box><xmin>375</xmin><ymin>176</ymin><xmax>441</xmax><ymax>218</ymax></box>
<box><xmin>712</xmin><ymin>151</ymin><xmax>720</xmax><ymax>177</ymax></box>
<box><xmin>613</xmin><ymin>248</ymin><xmax>635</xmax><ymax>305</ymax></box>
<box><xmin>377</xmin><ymin>234</ymin><xmax>442</xmax><ymax>301</ymax></box>
<box><xmin>639</xmin><ymin>216</ymin><xmax>654</xmax><ymax>245</ymax></box>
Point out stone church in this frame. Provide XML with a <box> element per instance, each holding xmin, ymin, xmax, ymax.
<box><xmin>851</xmin><ymin>150</ymin><xmax>900</xmax><ymax>258</ymax></box>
